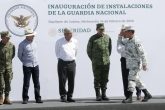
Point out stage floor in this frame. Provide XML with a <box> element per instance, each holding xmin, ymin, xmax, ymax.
<box><xmin>0</xmin><ymin>96</ymin><xmax>165</xmax><ymax>110</ymax></box>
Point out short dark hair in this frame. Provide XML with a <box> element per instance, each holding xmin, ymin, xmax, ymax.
<box><xmin>1</xmin><ymin>31</ymin><xmax>9</xmax><ymax>38</ymax></box>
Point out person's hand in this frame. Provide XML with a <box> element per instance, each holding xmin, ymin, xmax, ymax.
<box><xmin>119</xmin><ymin>29</ymin><xmax>125</xmax><ymax>36</ymax></box>
<box><xmin>142</xmin><ymin>65</ymin><xmax>147</xmax><ymax>71</ymax></box>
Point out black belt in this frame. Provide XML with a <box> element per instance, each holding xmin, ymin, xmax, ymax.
<box><xmin>58</xmin><ymin>59</ymin><xmax>75</xmax><ymax>63</ymax></box>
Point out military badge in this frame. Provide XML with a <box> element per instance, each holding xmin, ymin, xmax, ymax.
<box><xmin>5</xmin><ymin>4</ymin><xmax>38</xmax><ymax>37</ymax></box>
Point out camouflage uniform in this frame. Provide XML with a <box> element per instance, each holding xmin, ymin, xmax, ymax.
<box><xmin>124</xmin><ymin>36</ymin><xmax>146</xmax><ymax>92</ymax></box>
<box><xmin>87</xmin><ymin>33</ymin><xmax>112</xmax><ymax>90</ymax></box>
<box><xmin>0</xmin><ymin>41</ymin><xmax>15</xmax><ymax>96</ymax></box>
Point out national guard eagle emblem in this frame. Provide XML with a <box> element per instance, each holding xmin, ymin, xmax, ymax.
<box><xmin>5</xmin><ymin>4</ymin><xmax>38</xmax><ymax>37</ymax></box>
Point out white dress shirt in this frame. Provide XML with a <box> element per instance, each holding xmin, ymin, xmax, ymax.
<box><xmin>55</xmin><ymin>37</ymin><xmax>78</xmax><ymax>61</ymax></box>
<box><xmin>18</xmin><ymin>39</ymin><xmax>38</xmax><ymax>67</ymax></box>
<box><xmin>117</xmin><ymin>36</ymin><xmax>128</xmax><ymax>58</ymax></box>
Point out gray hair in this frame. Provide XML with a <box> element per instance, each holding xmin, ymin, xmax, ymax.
<box><xmin>64</xmin><ymin>28</ymin><xmax>72</xmax><ymax>33</ymax></box>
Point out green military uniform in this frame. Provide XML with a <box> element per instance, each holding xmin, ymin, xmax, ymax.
<box><xmin>87</xmin><ymin>33</ymin><xmax>112</xmax><ymax>90</ymax></box>
<box><xmin>0</xmin><ymin>37</ymin><xmax>15</xmax><ymax>96</ymax></box>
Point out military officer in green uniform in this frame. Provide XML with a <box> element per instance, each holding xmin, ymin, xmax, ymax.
<box><xmin>87</xmin><ymin>23</ymin><xmax>112</xmax><ymax>101</ymax></box>
<box><xmin>0</xmin><ymin>31</ymin><xmax>15</xmax><ymax>105</ymax></box>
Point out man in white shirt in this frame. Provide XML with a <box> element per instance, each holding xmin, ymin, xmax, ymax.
<box><xmin>55</xmin><ymin>28</ymin><xmax>78</xmax><ymax>102</ymax></box>
<box><xmin>18</xmin><ymin>28</ymin><xmax>43</xmax><ymax>104</ymax></box>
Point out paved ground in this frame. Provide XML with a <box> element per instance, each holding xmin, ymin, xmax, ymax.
<box><xmin>0</xmin><ymin>96</ymin><xmax>165</xmax><ymax>110</ymax></box>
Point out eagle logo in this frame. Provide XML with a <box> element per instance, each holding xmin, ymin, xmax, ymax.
<box><xmin>11</xmin><ymin>15</ymin><xmax>31</xmax><ymax>28</ymax></box>
<box><xmin>5</xmin><ymin>4</ymin><xmax>38</xmax><ymax>36</ymax></box>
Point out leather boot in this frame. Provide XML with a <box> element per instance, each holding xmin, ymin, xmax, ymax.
<box><xmin>142</xmin><ymin>89</ymin><xmax>152</xmax><ymax>102</ymax></box>
<box><xmin>4</xmin><ymin>93</ymin><xmax>12</xmax><ymax>104</ymax></box>
<box><xmin>95</xmin><ymin>88</ymin><xmax>101</xmax><ymax>101</ymax></box>
<box><xmin>0</xmin><ymin>95</ymin><xmax>3</xmax><ymax>105</ymax></box>
<box><xmin>122</xmin><ymin>91</ymin><xmax>133</xmax><ymax>103</ymax></box>
<box><xmin>101</xmin><ymin>88</ymin><xmax>109</xmax><ymax>101</ymax></box>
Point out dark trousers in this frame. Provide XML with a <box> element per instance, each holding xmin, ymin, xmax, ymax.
<box><xmin>120</xmin><ymin>57</ymin><xmax>141</xmax><ymax>98</ymax></box>
<box><xmin>22</xmin><ymin>65</ymin><xmax>41</xmax><ymax>100</ymax></box>
<box><xmin>57</xmin><ymin>59</ymin><xmax>76</xmax><ymax>98</ymax></box>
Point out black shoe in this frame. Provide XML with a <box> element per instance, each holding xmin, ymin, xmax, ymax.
<box><xmin>36</xmin><ymin>99</ymin><xmax>43</xmax><ymax>103</ymax></box>
<box><xmin>61</xmin><ymin>96</ymin><xmax>66</xmax><ymax>102</ymax></box>
<box><xmin>102</xmin><ymin>96</ymin><xmax>109</xmax><ymax>101</ymax></box>
<box><xmin>96</xmin><ymin>96</ymin><xmax>102</xmax><ymax>101</ymax></box>
<box><xmin>101</xmin><ymin>89</ymin><xmax>109</xmax><ymax>101</ymax></box>
<box><xmin>95</xmin><ymin>88</ymin><xmax>101</xmax><ymax>101</ymax></box>
<box><xmin>142</xmin><ymin>94</ymin><xmax>152</xmax><ymax>102</ymax></box>
<box><xmin>122</xmin><ymin>91</ymin><xmax>133</xmax><ymax>103</ymax></box>
<box><xmin>67</xmin><ymin>98</ymin><xmax>75</xmax><ymax>102</ymax></box>
<box><xmin>22</xmin><ymin>99</ymin><xmax>28</xmax><ymax>104</ymax></box>
<box><xmin>122</xmin><ymin>97</ymin><xmax>132</xmax><ymax>103</ymax></box>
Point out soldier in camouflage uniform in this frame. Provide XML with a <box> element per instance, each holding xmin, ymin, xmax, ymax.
<box><xmin>0</xmin><ymin>31</ymin><xmax>15</xmax><ymax>105</ymax></box>
<box><xmin>87</xmin><ymin>23</ymin><xmax>112</xmax><ymax>101</ymax></box>
<box><xmin>121</xmin><ymin>26</ymin><xmax>152</xmax><ymax>103</ymax></box>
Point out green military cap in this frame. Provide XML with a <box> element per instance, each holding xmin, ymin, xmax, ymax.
<box><xmin>96</xmin><ymin>23</ymin><xmax>104</xmax><ymax>30</ymax></box>
<box><xmin>0</xmin><ymin>31</ymin><xmax>11</xmax><ymax>38</ymax></box>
